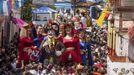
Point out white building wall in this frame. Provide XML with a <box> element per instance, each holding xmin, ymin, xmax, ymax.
<box><xmin>107</xmin><ymin>59</ymin><xmax>134</xmax><ymax>75</ymax></box>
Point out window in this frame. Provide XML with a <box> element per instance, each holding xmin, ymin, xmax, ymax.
<box><xmin>43</xmin><ymin>17</ymin><xmax>47</xmax><ymax>21</ymax></box>
<box><xmin>36</xmin><ymin>15</ymin><xmax>40</xmax><ymax>21</ymax></box>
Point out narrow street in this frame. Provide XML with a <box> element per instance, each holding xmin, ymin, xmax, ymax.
<box><xmin>0</xmin><ymin>0</ymin><xmax>134</xmax><ymax>75</ymax></box>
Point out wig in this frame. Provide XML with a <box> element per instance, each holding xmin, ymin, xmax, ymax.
<box><xmin>64</xmin><ymin>24</ymin><xmax>74</xmax><ymax>36</ymax></box>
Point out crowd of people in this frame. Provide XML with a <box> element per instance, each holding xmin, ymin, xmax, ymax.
<box><xmin>0</xmin><ymin>10</ymin><xmax>107</xmax><ymax>75</ymax></box>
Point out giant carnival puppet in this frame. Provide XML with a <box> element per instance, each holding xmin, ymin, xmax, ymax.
<box><xmin>17</xmin><ymin>24</ymin><xmax>41</xmax><ymax>68</ymax></box>
<box><xmin>59</xmin><ymin>24</ymin><xmax>82</xmax><ymax>66</ymax></box>
<box><xmin>78</xmin><ymin>29</ymin><xmax>93</xmax><ymax>67</ymax></box>
<box><xmin>40</xmin><ymin>29</ymin><xmax>57</xmax><ymax>64</ymax></box>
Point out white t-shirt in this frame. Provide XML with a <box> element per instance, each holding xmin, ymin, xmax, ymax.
<box><xmin>81</xmin><ymin>17</ymin><xmax>87</xmax><ymax>28</ymax></box>
<box><xmin>29</xmin><ymin>70</ymin><xmax>46</xmax><ymax>75</ymax></box>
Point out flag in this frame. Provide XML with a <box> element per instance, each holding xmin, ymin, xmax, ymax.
<box><xmin>19</xmin><ymin>0</ymin><xmax>24</xmax><ymax>8</ymax></box>
<box><xmin>7</xmin><ymin>0</ymin><xmax>11</xmax><ymax>15</ymax></box>
<box><xmin>9</xmin><ymin>0</ymin><xmax>13</xmax><ymax>10</ymax></box>
<box><xmin>12</xmin><ymin>17</ymin><xmax>28</xmax><ymax>28</ymax></box>
<box><xmin>0</xmin><ymin>0</ymin><xmax>3</xmax><ymax>15</ymax></box>
<box><xmin>105</xmin><ymin>0</ymin><xmax>110</xmax><ymax>3</ymax></box>
<box><xmin>96</xmin><ymin>7</ymin><xmax>109</xmax><ymax>27</ymax></box>
<box><xmin>12</xmin><ymin>0</ymin><xmax>15</xmax><ymax>10</ymax></box>
<box><xmin>3</xmin><ymin>1</ymin><xmax>8</xmax><ymax>16</ymax></box>
<box><xmin>14</xmin><ymin>0</ymin><xmax>19</xmax><ymax>10</ymax></box>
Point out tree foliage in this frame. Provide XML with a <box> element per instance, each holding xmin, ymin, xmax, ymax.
<box><xmin>21</xmin><ymin>0</ymin><xmax>32</xmax><ymax>22</ymax></box>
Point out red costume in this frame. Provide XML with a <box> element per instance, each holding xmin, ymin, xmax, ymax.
<box><xmin>60</xmin><ymin>36</ymin><xmax>82</xmax><ymax>65</ymax></box>
<box><xmin>17</xmin><ymin>37</ymin><xmax>34</xmax><ymax>68</ymax></box>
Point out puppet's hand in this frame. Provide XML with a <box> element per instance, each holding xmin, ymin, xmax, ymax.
<box><xmin>43</xmin><ymin>42</ymin><xmax>48</xmax><ymax>47</ymax></box>
<box><xmin>33</xmin><ymin>46</ymin><xmax>37</xmax><ymax>48</ymax></box>
<box><xmin>56</xmin><ymin>51</ymin><xmax>62</xmax><ymax>56</ymax></box>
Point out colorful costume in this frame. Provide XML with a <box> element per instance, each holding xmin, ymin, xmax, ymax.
<box><xmin>60</xmin><ymin>36</ymin><xmax>82</xmax><ymax>66</ymax></box>
<box><xmin>26</xmin><ymin>46</ymin><xmax>41</xmax><ymax>62</ymax></box>
<box><xmin>80</xmin><ymin>40</ymin><xmax>93</xmax><ymax>66</ymax></box>
<box><xmin>17</xmin><ymin>37</ymin><xmax>34</xmax><ymax>68</ymax></box>
<box><xmin>32</xmin><ymin>27</ymin><xmax>44</xmax><ymax>48</ymax></box>
<box><xmin>41</xmin><ymin>36</ymin><xmax>56</xmax><ymax>64</ymax></box>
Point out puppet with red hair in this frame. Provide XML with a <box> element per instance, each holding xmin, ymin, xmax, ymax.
<box><xmin>59</xmin><ymin>24</ymin><xmax>82</xmax><ymax>66</ymax></box>
<box><xmin>17</xmin><ymin>26</ymin><xmax>34</xmax><ymax>68</ymax></box>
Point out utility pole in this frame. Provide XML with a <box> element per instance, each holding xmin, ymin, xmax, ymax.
<box><xmin>72</xmin><ymin>0</ymin><xmax>76</xmax><ymax>15</ymax></box>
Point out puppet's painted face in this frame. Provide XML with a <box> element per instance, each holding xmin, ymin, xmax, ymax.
<box><xmin>74</xmin><ymin>22</ymin><xmax>81</xmax><ymax>30</ymax></box>
<box><xmin>52</xmin><ymin>25</ymin><xmax>58</xmax><ymax>31</ymax></box>
<box><xmin>79</xmin><ymin>32</ymin><xmax>85</xmax><ymax>39</ymax></box>
<box><xmin>48</xmin><ymin>30</ymin><xmax>55</xmax><ymax>38</ymax></box>
<box><xmin>65</xmin><ymin>27</ymin><xmax>72</xmax><ymax>34</ymax></box>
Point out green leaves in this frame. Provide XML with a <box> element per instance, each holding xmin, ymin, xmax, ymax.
<box><xmin>21</xmin><ymin>0</ymin><xmax>32</xmax><ymax>22</ymax></box>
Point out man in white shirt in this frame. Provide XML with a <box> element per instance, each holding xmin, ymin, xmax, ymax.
<box><xmin>80</xmin><ymin>13</ymin><xmax>87</xmax><ymax>29</ymax></box>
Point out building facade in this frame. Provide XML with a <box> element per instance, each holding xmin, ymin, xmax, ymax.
<box><xmin>107</xmin><ymin>0</ymin><xmax>134</xmax><ymax>74</ymax></box>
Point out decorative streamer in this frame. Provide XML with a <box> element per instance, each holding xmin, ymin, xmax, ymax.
<box><xmin>7</xmin><ymin>0</ymin><xmax>11</xmax><ymax>16</ymax></box>
<box><xmin>0</xmin><ymin>0</ymin><xmax>4</xmax><ymax>15</ymax></box>
<box><xmin>14</xmin><ymin>0</ymin><xmax>19</xmax><ymax>10</ymax></box>
<box><xmin>96</xmin><ymin>7</ymin><xmax>109</xmax><ymax>27</ymax></box>
<box><xmin>12</xmin><ymin>17</ymin><xmax>28</xmax><ymax>28</ymax></box>
<box><xmin>12</xmin><ymin>0</ymin><xmax>15</xmax><ymax>10</ymax></box>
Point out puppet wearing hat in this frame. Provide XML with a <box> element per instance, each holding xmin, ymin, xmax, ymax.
<box><xmin>41</xmin><ymin>29</ymin><xmax>56</xmax><ymax>64</ymax></box>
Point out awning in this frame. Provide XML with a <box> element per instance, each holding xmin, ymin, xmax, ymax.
<box><xmin>54</xmin><ymin>2</ymin><xmax>72</xmax><ymax>9</ymax></box>
<box><xmin>32</xmin><ymin>6</ymin><xmax>57</xmax><ymax>14</ymax></box>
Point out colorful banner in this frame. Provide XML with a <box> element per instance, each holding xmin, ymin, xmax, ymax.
<box><xmin>0</xmin><ymin>0</ymin><xmax>3</xmax><ymax>15</ymax></box>
<box><xmin>9</xmin><ymin>0</ymin><xmax>13</xmax><ymax>11</ymax></box>
<box><xmin>18</xmin><ymin>0</ymin><xmax>24</xmax><ymax>8</ymax></box>
<box><xmin>96</xmin><ymin>7</ymin><xmax>109</xmax><ymax>27</ymax></box>
<box><xmin>7</xmin><ymin>0</ymin><xmax>11</xmax><ymax>15</ymax></box>
<box><xmin>12</xmin><ymin>0</ymin><xmax>15</xmax><ymax>10</ymax></box>
<box><xmin>14</xmin><ymin>0</ymin><xmax>19</xmax><ymax>10</ymax></box>
<box><xmin>12</xmin><ymin>17</ymin><xmax>28</xmax><ymax>28</ymax></box>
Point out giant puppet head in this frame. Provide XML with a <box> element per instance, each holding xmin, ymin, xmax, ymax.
<box><xmin>47</xmin><ymin>29</ymin><xmax>55</xmax><ymax>38</ymax></box>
